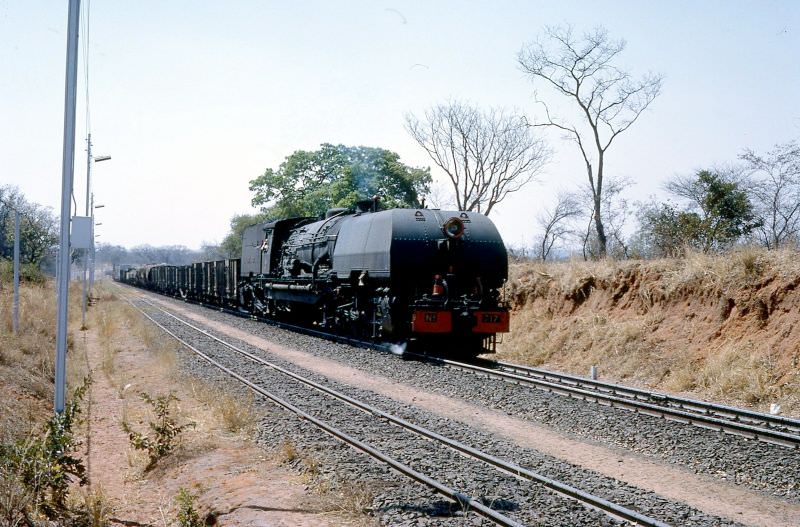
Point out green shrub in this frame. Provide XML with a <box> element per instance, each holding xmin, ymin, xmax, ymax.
<box><xmin>0</xmin><ymin>259</ymin><xmax>46</xmax><ymax>285</ymax></box>
<box><xmin>175</xmin><ymin>487</ymin><xmax>202</xmax><ymax>527</ymax></box>
<box><xmin>0</xmin><ymin>376</ymin><xmax>91</xmax><ymax>522</ymax></box>
<box><xmin>124</xmin><ymin>392</ymin><xmax>194</xmax><ymax>470</ymax></box>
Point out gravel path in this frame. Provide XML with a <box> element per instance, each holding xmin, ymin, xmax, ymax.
<box><xmin>136</xmin><ymin>299</ymin><xmax>746</xmax><ymax>526</ymax></box>
<box><xmin>154</xmin><ymin>297</ymin><xmax>799</xmax><ymax>502</ymax></box>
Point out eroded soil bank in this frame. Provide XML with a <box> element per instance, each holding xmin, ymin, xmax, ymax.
<box><xmin>500</xmin><ymin>249</ymin><xmax>800</xmax><ymax>415</ymax></box>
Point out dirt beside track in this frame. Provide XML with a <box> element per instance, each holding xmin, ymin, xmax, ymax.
<box><xmin>81</xmin><ymin>293</ymin><xmax>369</xmax><ymax>526</ymax></box>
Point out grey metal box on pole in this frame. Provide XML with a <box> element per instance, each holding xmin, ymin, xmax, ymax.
<box><xmin>71</xmin><ymin>216</ymin><xmax>92</xmax><ymax>249</ymax></box>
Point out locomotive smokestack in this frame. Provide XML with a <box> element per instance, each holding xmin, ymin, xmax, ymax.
<box><xmin>355</xmin><ymin>196</ymin><xmax>381</xmax><ymax>213</ymax></box>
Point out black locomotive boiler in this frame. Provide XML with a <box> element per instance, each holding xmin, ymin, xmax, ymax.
<box><xmin>119</xmin><ymin>201</ymin><xmax>510</xmax><ymax>356</ymax></box>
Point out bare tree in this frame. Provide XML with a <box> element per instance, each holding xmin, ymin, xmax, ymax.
<box><xmin>577</xmin><ymin>176</ymin><xmax>633</xmax><ymax>259</ymax></box>
<box><xmin>405</xmin><ymin>101</ymin><xmax>550</xmax><ymax>215</ymax></box>
<box><xmin>518</xmin><ymin>25</ymin><xmax>662</xmax><ymax>257</ymax></box>
<box><xmin>536</xmin><ymin>192</ymin><xmax>581</xmax><ymax>261</ymax></box>
<box><xmin>740</xmin><ymin>142</ymin><xmax>800</xmax><ymax>249</ymax></box>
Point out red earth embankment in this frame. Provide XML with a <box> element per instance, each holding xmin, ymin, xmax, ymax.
<box><xmin>499</xmin><ymin>248</ymin><xmax>800</xmax><ymax>415</ymax></box>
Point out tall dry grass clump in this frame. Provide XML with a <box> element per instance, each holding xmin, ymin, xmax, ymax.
<box><xmin>501</xmin><ymin>247</ymin><xmax>800</xmax><ymax>414</ymax></box>
<box><xmin>0</xmin><ymin>280</ymin><xmax>61</xmax><ymax>433</ymax></box>
<box><xmin>0</xmin><ymin>273</ymin><xmax>101</xmax><ymax>525</ymax></box>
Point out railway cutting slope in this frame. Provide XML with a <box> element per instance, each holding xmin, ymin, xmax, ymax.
<box><xmin>503</xmin><ymin>250</ymin><xmax>800</xmax><ymax>416</ymax></box>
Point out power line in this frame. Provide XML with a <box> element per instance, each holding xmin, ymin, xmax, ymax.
<box><xmin>82</xmin><ymin>0</ymin><xmax>91</xmax><ymax>135</ymax></box>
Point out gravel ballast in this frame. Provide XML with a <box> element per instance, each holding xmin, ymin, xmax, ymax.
<box><xmin>134</xmin><ymin>298</ymin><xmax>753</xmax><ymax>526</ymax></box>
<box><xmin>155</xmin><ymin>296</ymin><xmax>800</xmax><ymax>502</ymax></box>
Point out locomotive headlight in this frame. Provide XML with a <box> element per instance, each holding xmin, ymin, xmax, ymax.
<box><xmin>443</xmin><ymin>217</ymin><xmax>465</xmax><ymax>239</ymax></box>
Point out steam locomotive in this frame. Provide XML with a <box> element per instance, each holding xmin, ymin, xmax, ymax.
<box><xmin>119</xmin><ymin>200</ymin><xmax>510</xmax><ymax>355</ymax></box>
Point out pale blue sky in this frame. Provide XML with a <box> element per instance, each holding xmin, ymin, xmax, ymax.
<box><xmin>1</xmin><ymin>1</ymin><xmax>798</xmax><ymax>249</ymax></box>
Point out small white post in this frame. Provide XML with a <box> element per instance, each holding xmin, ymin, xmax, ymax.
<box><xmin>589</xmin><ymin>365</ymin><xmax>598</xmax><ymax>380</ymax></box>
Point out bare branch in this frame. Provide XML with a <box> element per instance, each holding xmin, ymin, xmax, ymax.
<box><xmin>518</xmin><ymin>24</ymin><xmax>662</xmax><ymax>257</ymax></box>
<box><xmin>405</xmin><ymin>101</ymin><xmax>550</xmax><ymax>215</ymax></box>
<box><xmin>536</xmin><ymin>192</ymin><xmax>582</xmax><ymax>261</ymax></box>
<box><xmin>740</xmin><ymin>141</ymin><xmax>800</xmax><ymax>248</ymax></box>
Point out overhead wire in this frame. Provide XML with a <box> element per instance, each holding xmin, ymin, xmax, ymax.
<box><xmin>83</xmin><ymin>0</ymin><xmax>91</xmax><ymax>135</ymax></box>
<box><xmin>72</xmin><ymin>0</ymin><xmax>92</xmax><ymax>215</ymax></box>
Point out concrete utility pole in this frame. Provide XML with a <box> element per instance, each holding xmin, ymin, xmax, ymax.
<box><xmin>12</xmin><ymin>210</ymin><xmax>20</xmax><ymax>335</ymax></box>
<box><xmin>55</xmin><ymin>0</ymin><xmax>81</xmax><ymax>414</ymax></box>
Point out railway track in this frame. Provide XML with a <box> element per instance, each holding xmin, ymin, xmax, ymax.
<box><xmin>115</xmin><ymin>283</ymin><xmax>800</xmax><ymax>450</ymax></box>
<box><xmin>125</xmin><ymin>292</ymin><xmax>670</xmax><ymax>527</ymax></box>
<box><xmin>413</xmin><ymin>354</ymin><xmax>800</xmax><ymax>449</ymax></box>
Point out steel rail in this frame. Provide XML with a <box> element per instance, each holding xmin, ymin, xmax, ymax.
<box><xmin>114</xmin><ymin>284</ymin><xmax>799</xmax><ymax>448</ymax></box>
<box><xmin>487</xmin><ymin>360</ymin><xmax>800</xmax><ymax>436</ymax></box>
<box><xmin>413</xmin><ymin>354</ymin><xmax>800</xmax><ymax>449</ymax></box>
<box><xmin>130</xmin><ymin>294</ymin><xmax>669</xmax><ymax>527</ymax></box>
<box><xmin>124</xmin><ymin>297</ymin><xmax>524</xmax><ymax>527</ymax></box>
<box><xmin>115</xmin><ymin>284</ymin><xmax>800</xmax><ymax>448</ymax></box>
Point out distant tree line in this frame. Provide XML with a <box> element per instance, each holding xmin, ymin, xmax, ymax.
<box><xmin>95</xmin><ymin>243</ymin><xmax>226</xmax><ymax>267</ymax></box>
<box><xmin>530</xmin><ymin>141</ymin><xmax>800</xmax><ymax>261</ymax></box>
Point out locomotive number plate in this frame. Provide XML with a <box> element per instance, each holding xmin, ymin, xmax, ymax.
<box><xmin>412</xmin><ymin>310</ymin><xmax>452</xmax><ymax>333</ymax></box>
<box><xmin>473</xmin><ymin>311</ymin><xmax>510</xmax><ymax>333</ymax></box>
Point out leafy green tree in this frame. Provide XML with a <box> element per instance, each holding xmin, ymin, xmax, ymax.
<box><xmin>219</xmin><ymin>212</ymin><xmax>269</xmax><ymax>258</ymax></box>
<box><xmin>636</xmin><ymin>202</ymin><xmax>704</xmax><ymax>257</ymax></box>
<box><xmin>248</xmin><ymin>144</ymin><xmax>431</xmax><ymax>218</ymax></box>
<box><xmin>0</xmin><ymin>186</ymin><xmax>58</xmax><ymax>266</ymax></box>
<box><xmin>638</xmin><ymin>170</ymin><xmax>760</xmax><ymax>256</ymax></box>
<box><xmin>667</xmin><ymin>170</ymin><xmax>760</xmax><ymax>252</ymax></box>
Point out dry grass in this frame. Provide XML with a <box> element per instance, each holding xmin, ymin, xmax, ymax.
<box><xmin>277</xmin><ymin>439</ymin><xmax>298</xmax><ymax>463</ymax></box>
<box><xmin>0</xmin><ymin>469</ymin><xmax>32</xmax><ymax>527</ymax></box>
<box><xmin>0</xmin><ymin>275</ymin><xmax>96</xmax><ymax>525</ymax></box>
<box><xmin>275</xmin><ymin>439</ymin><xmax>379</xmax><ymax>519</ymax></box>
<box><xmin>332</xmin><ymin>482</ymin><xmax>374</xmax><ymax>515</ymax></box>
<box><xmin>78</xmin><ymin>485</ymin><xmax>114</xmax><ymax>527</ymax></box>
<box><xmin>186</xmin><ymin>379</ymin><xmax>259</xmax><ymax>435</ymax></box>
<box><xmin>301</xmin><ymin>453</ymin><xmax>321</xmax><ymax>478</ymax></box>
<box><xmin>510</xmin><ymin>247</ymin><xmax>800</xmax><ymax>303</ymax></box>
<box><xmin>664</xmin><ymin>344</ymin><xmax>786</xmax><ymax>404</ymax></box>
<box><xmin>215</xmin><ymin>392</ymin><xmax>258</xmax><ymax>434</ymax></box>
<box><xmin>503</xmin><ymin>306</ymin><xmax>668</xmax><ymax>381</ymax></box>
<box><xmin>502</xmin><ymin>247</ymin><xmax>800</xmax><ymax>414</ymax></box>
<box><xmin>0</xmin><ymin>279</ymin><xmax>90</xmax><ymax>441</ymax></box>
